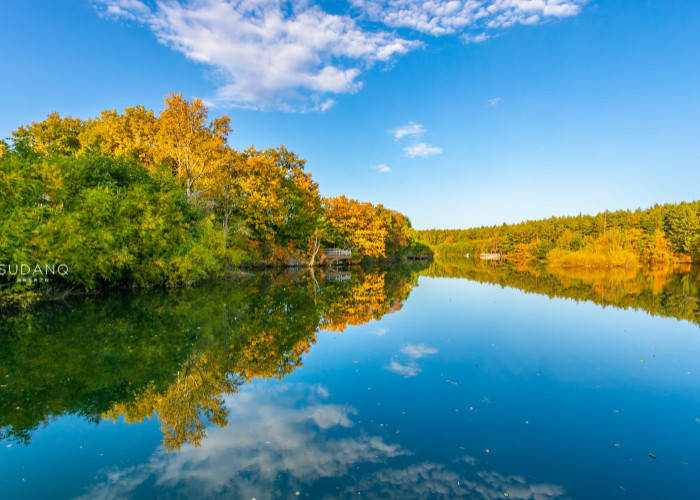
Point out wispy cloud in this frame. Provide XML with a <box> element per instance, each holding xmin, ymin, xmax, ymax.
<box><xmin>93</xmin><ymin>0</ymin><xmax>588</xmax><ymax>111</ymax></box>
<box><xmin>488</xmin><ymin>96</ymin><xmax>502</xmax><ymax>106</ymax></box>
<box><xmin>372</xmin><ymin>163</ymin><xmax>392</xmax><ymax>173</ymax></box>
<box><xmin>401</xmin><ymin>343</ymin><xmax>438</xmax><ymax>359</ymax></box>
<box><xmin>392</xmin><ymin>121</ymin><xmax>425</xmax><ymax>140</ymax></box>
<box><xmin>79</xmin><ymin>383</ymin><xmax>566</xmax><ymax>499</ymax></box>
<box><xmin>93</xmin><ymin>0</ymin><xmax>419</xmax><ymax>111</ymax></box>
<box><xmin>386</xmin><ymin>359</ymin><xmax>420</xmax><ymax>377</ymax></box>
<box><xmin>386</xmin><ymin>343</ymin><xmax>438</xmax><ymax>377</ymax></box>
<box><xmin>352</xmin><ymin>0</ymin><xmax>587</xmax><ymax>36</ymax></box>
<box><xmin>392</xmin><ymin>121</ymin><xmax>442</xmax><ymax>158</ymax></box>
<box><xmin>462</xmin><ymin>32</ymin><xmax>491</xmax><ymax>44</ymax></box>
<box><xmin>404</xmin><ymin>142</ymin><xmax>443</xmax><ymax>158</ymax></box>
<box><xmin>78</xmin><ymin>385</ymin><xmax>409</xmax><ymax>499</ymax></box>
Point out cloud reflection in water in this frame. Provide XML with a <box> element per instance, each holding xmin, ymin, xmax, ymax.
<box><xmin>79</xmin><ymin>384</ymin><xmax>565</xmax><ymax>499</ymax></box>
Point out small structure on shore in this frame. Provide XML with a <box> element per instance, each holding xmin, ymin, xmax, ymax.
<box><xmin>324</xmin><ymin>271</ymin><xmax>352</xmax><ymax>282</ymax></box>
<box><xmin>322</xmin><ymin>248</ymin><xmax>352</xmax><ymax>263</ymax></box>
<box><xmin>480</xmin><ymin>253</ymin><xmax>501</xmax><ymax>261</ymax></box>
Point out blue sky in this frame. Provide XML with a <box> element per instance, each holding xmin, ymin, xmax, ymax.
<box><xmin>2</xmin><ymin>0</ymin><xmax>699</xmax><ymax>229</ymax></box>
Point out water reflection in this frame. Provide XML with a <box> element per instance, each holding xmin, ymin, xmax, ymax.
<box><xmin>3</xmin><ymin>259</ymin><xmax>700</xmax><ymax>498</ymax></box>
<box><xmin>2</xmin><ymin>259</ymin><xmax>700</xmax><ymax>450</ymax></box>
<box><xmin>386</xmin><ymin>344</ymin><xmax>439</xmax><ymax>378</ymax></box>
<box><xmin>0</xmin><ymin>265</ymin><xmax>424</xmax><ymax>450</ymax></box>
<box><xmin>422</xmin><ymin>257</ymin><xmax>700</xmax><ymax>326</ymax></box>
<box><xmin>79</xmin><ymin>384</ymin><xmax>566</xmax><ymax>500</ymax></box>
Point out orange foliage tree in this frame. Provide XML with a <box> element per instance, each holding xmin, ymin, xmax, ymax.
<box><xmin>323</xmin><ymin>196</ymin><xmax>388</xmax><ymax>258</ymax></box>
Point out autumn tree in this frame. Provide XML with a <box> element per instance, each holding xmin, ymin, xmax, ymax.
<box><xmin>207</xmin><ymin>148</ymin><xmax>246</xmax><ymax>244</ymax></box>
<box><xmin>323</xmin><ymin>196</ymin><xmax>388</xmax><ymax>258</ymax></box>
<box><xmin>224</xmin><ymin>147</ymin><xmax>323</xmax><ymax>263</ymax></box>
<box><xmin>11</xmin><ymin>112</ymin><xmax>84</xmax><ymax>156</ymax></box>
<box><xmin>648</xmin><ymin>229</ymin><xmax>673</xmax><ymax>265</ymax></box>
<box><xmin>81</xmin><ymin>105</ymin><xmax>158</xmax><ymax>166</ymax></box>
<box><xmin>155</xmin><ymin>93</ymin><xmax>231</xmax><ymax>201</ymax></box>
<box><xmin>664</xmin><ymin>203</ymin><xmax>700</xmax><ymax>254</ymax></box>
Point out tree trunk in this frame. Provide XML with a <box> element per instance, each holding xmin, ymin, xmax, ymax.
<box><xmin>308</xmin><ymin>229</ymin><xmax>320</xmax><ymax>267</ymax></box>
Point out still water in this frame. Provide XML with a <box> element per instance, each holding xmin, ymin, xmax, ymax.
<box><xmin>1</xmin><ymin>260</ymin><xmax>700</xmax><ymax>499</ymax></box>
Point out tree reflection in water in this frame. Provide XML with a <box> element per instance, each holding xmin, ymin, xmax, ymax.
<box><xmin>0</xmin><ymin>264</ymin><xmax>424</xmax><ymax>449</ymax></box>
<box><xmin>422</xmin><ymin>257</ymin><xmax>700</xmax><ymax>326</ymax></box>
<box><xmin>2</xmin><ymin>258</ymin><xmax>698</xmax><ymax>450</ymax></box>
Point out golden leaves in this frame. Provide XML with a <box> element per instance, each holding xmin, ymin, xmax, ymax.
<box><xmin>323</xmin><ymin>195</ymin><xmax>389</xmax><ymax>258</ymax></box>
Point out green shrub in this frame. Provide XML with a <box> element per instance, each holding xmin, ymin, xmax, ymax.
<box><xmin>0</xmin><ymin>153</ymin><xmax>229</xmax><ymax>302</ymax></box>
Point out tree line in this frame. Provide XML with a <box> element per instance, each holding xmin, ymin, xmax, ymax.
<box><xmin>419</xmin><ymin>202</ymin><xmax>700</xmax><ymax>267</ymax></box>
<box><xmin>423</xmin><ymin>256</ymin><xmax>700</xmax><ymax>326</ymax></box>
<box><xmin>0</xmin><ymin>93</ymin><xmax>430</xmax><ymax>304</ymax></box>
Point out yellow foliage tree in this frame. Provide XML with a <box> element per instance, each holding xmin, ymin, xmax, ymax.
<box><xmin>206</xmin><ymin>148</ymin><xmax>246</xmax><ymax>241</ymax></box>
<box><xmin>11</xmin><ymin>112</ymin><xmax>84</xmax><ymax>156</ymax></box>
<box><xmin>648</xmin><ymin>229</ymin><xmax>673</xmax><ymax>265</ymax></box>
<box><xmin>81</xmin><ymin>105</ymin><xmax>158</xmax><ymax>166</ymax></box>
<box><xmin>155</xmin><ymin>93</ymin><xmax>231</xmax><ymax>200</ymax></box>
<box><xmin>323</xmin><ymin>196</ymin><xmax>388</xmax><ymax>258</ymax></box>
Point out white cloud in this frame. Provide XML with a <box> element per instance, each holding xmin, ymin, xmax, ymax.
<box><xmin>93</xmin><ymin>1</ymin><xmax>587</xmax><ymax>111</ymax></box>
<box><xmin>401</xmin><ymin>343</ymin><xmax>438</xmax><ymax>358</ymax></box>
<box><xmin>372</xmin><ymin>163</ymin><xmax>392</xmax><ymax>173</ymax></box>
<box><xmin>97</xmin><ymin>0</ymin><xmax>150</xmax><ymax>20</ymax></box>
<box><xmin>488</xmin><ymin>96</ymin><xmax>502</xmax><ymax>106</ymax></box>
<box><xmin>387</xmin><ymin>359</ymin><xmax>420</xmax><ymax>377</ymax></box>
<box><xmin>93</xmin><ymin>0</ymin><xmax>420</xmax><ymax>111</ymax></box>
<box><xmin>462</xmin><ymin>32</ymin><xmax>491</xmax><ymax>44</ymax></box>
<box><xmin>78</xmin><ymin>385</ymin><xmax>409</xmax><ymax>500</ymax></box>
<box><xmin>319</xmin><ymin>98</ymin><xmax>336</xmax><ymax>112</ymax></box>
<box><xmin>392</xmin><ymin>121</ymin><xmax>442</xmax><ymax>158</ymax></box>
<box><xmin>314</xmin><ymin>384</ymin><xmax>330</xmax><ymax>398</ymax></box>
<box><xmin>386</xmin><ymin>343</ymin><xmax>438</xmax><ymax>377</ymax></box>
<box><xmin>352</xmin><ymin>0</ymin><xmax>587</xmax><ymax>36</ymax></box>
<box><xmin>404</xmin><ymin>142</ymin><xmax>443</xmax><ymax>158</ymax></box>
<box><xmin>344</xmin><ymin>461</ymin><xmax>567</xmax><ymax>499</ymax></box>
<box><xmin>392</xmin><ymin>121</ymin><xmax>426</xmax><ymax>140</ymax></box>
<box><xmin>80</xmin><ymin>383</ymin><xmax>566</xmax><ymax>499</ymax></box>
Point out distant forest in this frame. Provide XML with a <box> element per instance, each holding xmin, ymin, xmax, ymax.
<box><xmin>421</xmin><ymin>256</ymin><xmax>700</xmax><ymax>327</ymax></box>
<box><xmin>419</xmin><ymin>201</ymin><xmax>700</xmax><ymax>266</ymax></box>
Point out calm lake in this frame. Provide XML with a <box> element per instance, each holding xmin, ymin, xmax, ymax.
<box><xmin>2</xmin><ymin>259</ymin><xmax>700</xmax><ymax>499</ymax></box>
